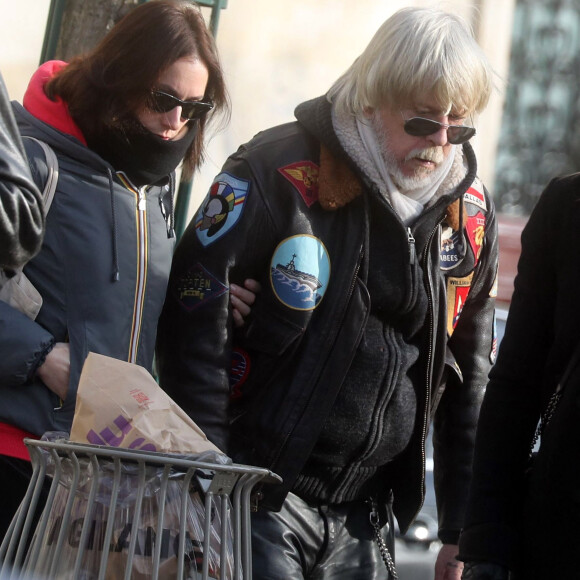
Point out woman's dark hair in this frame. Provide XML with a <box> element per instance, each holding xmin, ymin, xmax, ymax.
<box><xmin>46</xmin><ymin>0</ymin><xmax>229</xmax><ymax>176</ymax></box>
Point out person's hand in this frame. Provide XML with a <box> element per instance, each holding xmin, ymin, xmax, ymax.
<box><xmin>36</xmin><ymin>342</ymin><xmax>70</xmax><ymax>401</ymax></box>
<box><xmin>230</xmin><ymin>279</ymin><xmax>261</xmax><ymax>328</ymax></box>
<box><xmin>435</xmin><ymin>544</ymin><xmax>463</xmax><ymax>580</ymax></box>
<box><xmin>461</xmin><ymin>562</ymin><xmax>510</xmax><ymax>580</ymax></box>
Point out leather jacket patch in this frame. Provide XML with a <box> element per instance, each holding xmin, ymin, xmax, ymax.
<box><xmin>466</xmin><ymin>211</ymin><xmax>486</xmax><ymax>265</ymax></box>
<box><xmin>440</xmin><ymin>225</ymin><xmax>464</xmax><ymax>271</ymax></box>
<box><xmin>270</xmin><ymin>235</ymin><xmax>330</xmax><ymax>310</ymax></box>
<box><xmin>278</xmin><ymin>161</ymin><xmax>320</xmax><ymax>207</ymax></box>
<box><xmin>464</xmin><ymin>176</ymin><xmax>487</xmax><ymax>211</ymax></box>
<box><xmin>446</xmin><ymin>272</ymin><xmax>474</xmax><ymax>335</ymax></box>
<box><xmin>194</xmin><ymin>172</ymin><xmax>250</xmax><ymax>247</ymax></box>
<box><xmin>174</xmin><ymin>262</ymin><xmax>227</xmax><ymax>312</ymax></box>
<box><xmin>230</xmin><ymin>347</ymin><xmax>251</xmax><ymax>399</ymax></box>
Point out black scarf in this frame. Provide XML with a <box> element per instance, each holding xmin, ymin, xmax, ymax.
<box><xmin>88</xmin><ymin>117</ymin><xmax>198</xmax><ymax>187</ymax></box>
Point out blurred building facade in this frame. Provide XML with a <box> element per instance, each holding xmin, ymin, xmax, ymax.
<box><xmin>493</xmin><ymin>0</ymin><xmax>580</xmax><ymax>217</ymax></box>
<box><xmin>7</xmin><ymin>1</ymin><xmax>576</xmax><ymax>224</ymax></box>
<box><xmin>0</xmin><ymin>0</ymin><xmax>518</xmax><ymax>217</ymax></box>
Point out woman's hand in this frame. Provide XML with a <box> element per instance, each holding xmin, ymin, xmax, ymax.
<box><xmin>36</xmin><ymin>342</ymin><xmax>70</xmax><ymax>401</ymax></box>
<box><xmin>230</xmin><ymin>279</ymin><xmax>261</xmax><ymax>328</ymax></box>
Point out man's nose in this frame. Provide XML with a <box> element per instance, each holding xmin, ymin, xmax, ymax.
<box><xmin>427</xmin><ymin>125</ymin><xmax>449</xmax><ymax>147</ymax></box>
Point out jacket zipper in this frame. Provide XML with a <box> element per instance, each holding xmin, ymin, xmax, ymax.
<box><xmin>407</xmin><ymin>227</ymin><xmax>416</xmax><ymax>265</ymax></box>
<box><xmin>410</xmin><ymin>217</ymin><xmax>444</xmax><ymax>523</ymax></box>
<box><xmin>128</xmin><ymin>186</ymin><xmax>148</xmax><ymax>363</ymax></box>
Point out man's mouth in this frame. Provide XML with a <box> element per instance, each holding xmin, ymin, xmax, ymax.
<box><xmin>408</xmin><ymin>147</ymin><xmax>444</xmax><ymax>166</ymax></box>
<box><xmin>413</xmin><ymin>156</ymin><xmax>437</xmax><ymax>167</ymax></box>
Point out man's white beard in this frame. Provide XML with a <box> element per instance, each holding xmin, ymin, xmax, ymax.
<box><xmin>371</xmin><ymin>115</ymin><xmax>448</xmax><ymax>193</ymax></box>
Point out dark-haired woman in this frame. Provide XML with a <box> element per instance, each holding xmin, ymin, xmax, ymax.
<box><xmin>0</xmin><ymin>0</ymin><xmax>255</xmax><ymax>538</ymax></box>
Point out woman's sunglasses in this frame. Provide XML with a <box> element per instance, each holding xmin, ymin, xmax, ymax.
<box><xmin>148</xmin><ymin>90</ymin><xmax>214</xmax><ymax>121</ymax></box>
<box><xmin>402</xmin><ymin>115</ymin><xmax>476</xmax><ymax>145</ymax></box>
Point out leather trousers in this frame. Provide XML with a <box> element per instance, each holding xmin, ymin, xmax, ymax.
<box><xmin>251</xmin><ymin>491</ymin><xmax>395</xmax><ymax>579</ymax></box>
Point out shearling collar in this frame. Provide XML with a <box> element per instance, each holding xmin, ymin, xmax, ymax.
<box><xmin>318</xmin><ymin>143</ymin><xmax>469</xmax><ymax>231</ymax></box>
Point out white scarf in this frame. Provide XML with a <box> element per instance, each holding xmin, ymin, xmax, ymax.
<box><xmin>331</xmin><ymin>104</ymin><xmax>463</xmax><ymax>225</ymax></box>
<box><xmin>355</xmin><ymin>117</ymin><xmax>456</xmax><ymax>225</ymax></box>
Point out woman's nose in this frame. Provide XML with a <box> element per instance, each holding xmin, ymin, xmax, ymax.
<box><xmin>163</xmin><ymin>106</ymin><xmax>185</xmax><ymax>129</ymax></box>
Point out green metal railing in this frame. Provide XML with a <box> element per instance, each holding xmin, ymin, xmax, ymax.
<box><xmin>40</xmin><ymin>0</ymin><xmax>229</xmax><ymax>240</ymax></box>
<box><xmin>173</xmin><ymin>0</ymin><xmax>228</xmax><ymax>239</ymax></box>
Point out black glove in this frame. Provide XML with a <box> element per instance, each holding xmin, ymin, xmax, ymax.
<box><xmin>462</xmin><ymin>562</ymin><xmax>510</xmax><ymax>580</ymax></box>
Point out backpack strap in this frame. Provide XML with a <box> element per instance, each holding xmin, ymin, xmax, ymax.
<box><xmin>22</xmin><ymin>136</ymin><xmax>59</xmax><ymax>215</ymax></box>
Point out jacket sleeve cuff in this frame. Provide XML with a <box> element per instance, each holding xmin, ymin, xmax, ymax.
<box><xmin>438</xmin><ymin>528</ymin><xmax>461</xmax><ymax>545</ymax></box>
<box><xmin>458</xmin><ymin>522</ymin><xmax>520</xmax><ymax>569</ymax></box>
<box><xmin>27</xmin><ymin>339</ymin><xmax>55</xmax><ymax>383</ymax></box>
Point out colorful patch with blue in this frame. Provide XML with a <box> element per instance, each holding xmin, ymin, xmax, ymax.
<box><xmin>194</xmin><ymin>172</ymin><xmax>250</xmax><ymax>247</ymax></box>
<box><xmin>175</xmin><ymin>262</ymin><xmax>227</xmax><ymax>312</ymax></box>
<box><xmin>270</xmin><ymin>235</ymin><xmax>330</xmax><ymax>310</ymax></box>
<box><xmin>230</xmin><ymin>348</ymin><xmax>251</xmax><ymax>400</ymax></box>
<box><xmin>440</xmin><ymin>225</ymin><xmax>463</xmax><ymax>271</ymax></box>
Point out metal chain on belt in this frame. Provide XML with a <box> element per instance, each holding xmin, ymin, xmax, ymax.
<box><xmin>368</xmin><ymin>500</ymin><xmax>398</xmax><ymax>579</ymax></box>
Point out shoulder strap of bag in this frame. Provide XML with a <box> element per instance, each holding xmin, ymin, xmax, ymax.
<box><xmin>22</xmin><ymin>136</ymin><xmax>59</xmax><ymax>215</ymax></box>
<box><xmin>529</xmin><ymin>340</ymin><xmax>580</xmax><ymax>455</ymax></box>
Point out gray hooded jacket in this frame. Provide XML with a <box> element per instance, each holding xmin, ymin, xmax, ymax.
<box><xmin>0</xmin><ymin>100</ymin><xmax>175</xmax><ymax>436</ymax></box>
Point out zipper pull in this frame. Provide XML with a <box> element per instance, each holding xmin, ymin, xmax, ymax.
<box><xmin>407</xmin><ymin>227</ymin><xmax>416</xmax><ymax>265</ymax></box>
<box><xmin>138</xmin><ymin>188</ymin><xmax>147</xmax><ymax>211</ymax></box>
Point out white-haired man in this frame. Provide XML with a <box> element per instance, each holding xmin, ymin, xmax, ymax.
<box><xmin>157</xmin><ymin>7</ymin><xmax>498</xmax><ymax>579</ymax></box>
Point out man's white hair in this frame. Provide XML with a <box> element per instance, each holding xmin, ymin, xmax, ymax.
<box><xmin>328</xmin><ymin>7</ymin><xmax>495</xmax><ymax>118</ymax></box>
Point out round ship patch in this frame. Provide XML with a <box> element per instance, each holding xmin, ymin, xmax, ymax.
<box><xmin>270</xmin><ymin>235</ymin><xmax>330</xmax><ymax>311</ymax></box>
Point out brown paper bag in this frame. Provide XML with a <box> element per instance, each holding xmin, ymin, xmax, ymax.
<box><xmin>70</xmin><ymin>352</ymin><xmax>221</xmax><ymax>455</ymax></box>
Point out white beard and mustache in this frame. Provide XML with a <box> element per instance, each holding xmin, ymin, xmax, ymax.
<box><xmin>331</xmin><ymin>102</ymin><xmax>462</xmax><ymax>225</ymax></box>
<box><xmin>354</xmin><ymin>114</ymin><xmax>456</xmax><ymax>224</ymax></box>
<box><xmin>369</xmin><ymin>114</ymin><xmax>450</xmax><ymax>192</ymax></box>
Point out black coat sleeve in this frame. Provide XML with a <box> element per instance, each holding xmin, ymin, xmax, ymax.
<box><xmin>458</xmin><ymin>177</ymin><xmax>573</xmax><ymax>568</ymax></box>
<box><xmin>434</xmin><ymin>188</ymin><xmax>499</xmax><ymax>544</ymax></box>
<box><xmin>156</xmin><ymin>154</ymin><xmax>278</xmax><ymax>453</ymax></box>
<box><xmin>0</xmin><ymin>73</ymin><xmax>44</xmax><ymax>271</ymax></box>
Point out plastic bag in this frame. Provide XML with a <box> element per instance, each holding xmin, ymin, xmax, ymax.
<box><xmin>25</xmin><ymin>445</ymin><xmax>234</xmax><ymax>579</ymax></box>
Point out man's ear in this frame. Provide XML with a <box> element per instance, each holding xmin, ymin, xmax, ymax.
<box><xmin>363</xmin><ymin>106</ymin><xmax>374</xmax><ymax>118</ymax></box>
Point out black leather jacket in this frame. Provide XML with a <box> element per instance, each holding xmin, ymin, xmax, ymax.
<box><xmin>158</xmin><ymin>96</ymin><xmax>498</xmax><ymax>540</ymax></box>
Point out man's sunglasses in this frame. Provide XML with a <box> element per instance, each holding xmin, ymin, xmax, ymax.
<box><xmin>148</xmin><ymin>90</ymin><xmax>214</xmax><ymax>121</ymax></box>
<box><xmin>403</xmin><ymin>116</ymin><xmax>476</xmax><ymax>145</ymax></box>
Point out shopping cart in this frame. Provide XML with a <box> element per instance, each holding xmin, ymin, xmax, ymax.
<box><xmin>0</xmin><ymin>438</ymin><xmax>281</xmax><ymax>580</ymax></box>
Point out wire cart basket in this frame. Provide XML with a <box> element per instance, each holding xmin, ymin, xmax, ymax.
<box><xmin>0</xmin><ymin>438</ymin><xmax>280</xmax><ymax>580</ymax></box>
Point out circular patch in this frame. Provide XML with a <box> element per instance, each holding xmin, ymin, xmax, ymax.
<box><xmin>270</xmin><ymin>235</ymin><xmax>330</xmax><ymax>310</ymax></box>
<box><xmin>440</xmin><ymin>226</ymin><xmax>463</xmax><ymax>271</ymax></box>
